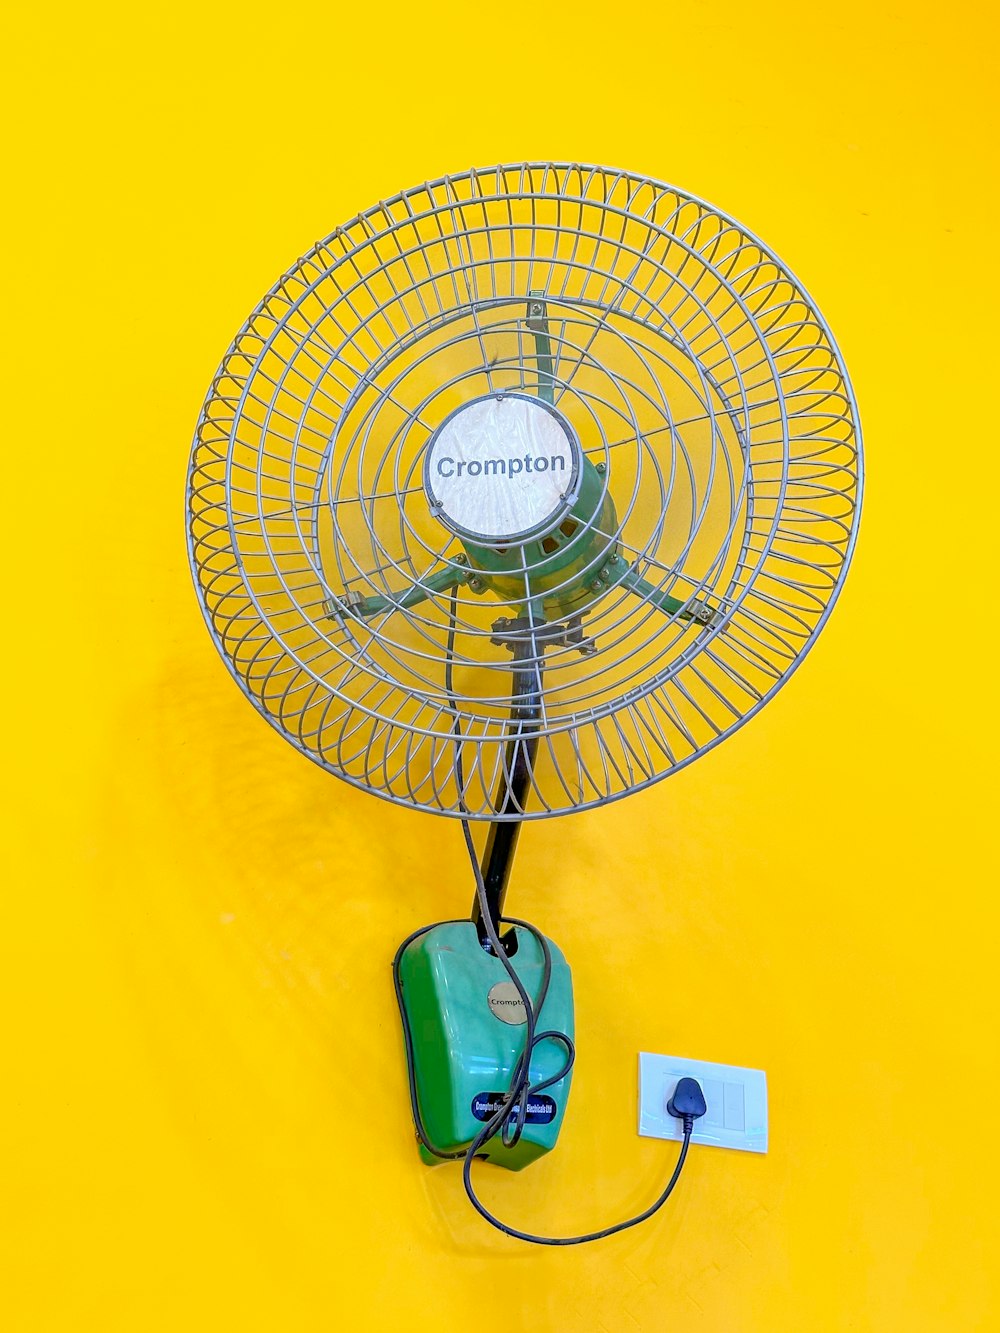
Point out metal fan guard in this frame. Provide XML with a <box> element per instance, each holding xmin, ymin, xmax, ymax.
<box><xmin>187</xmin><ymin>163</ymin><xmax>863</xmax><ymax>820</ymax></box>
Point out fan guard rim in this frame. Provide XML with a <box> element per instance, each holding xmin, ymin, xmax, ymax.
<box><xmin>186</xmin><ymin>160</ymin><xmax>864</xmax><ymax>821</ymax></box>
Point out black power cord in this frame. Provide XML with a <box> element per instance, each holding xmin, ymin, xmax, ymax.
<box><xmin>392</xmin><ymin>589</ymin><xmax>708</xmax><ymax>1244</ymax></box>
<box><xmin>456</xmin><ymin>818</ymin><xmax>706</xmax><ymax>1245</ymax></box>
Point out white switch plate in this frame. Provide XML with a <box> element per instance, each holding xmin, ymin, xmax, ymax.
<box><xmin>638</xmin><ymin>1052</ymin><xmax>768</xmax><ymax>1154</ymax></box>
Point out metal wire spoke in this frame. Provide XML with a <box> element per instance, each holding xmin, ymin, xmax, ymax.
<box><xmin>187</xmin><ymin>162</ymin><xmax>862</xmax><ymax>819</ymax></box>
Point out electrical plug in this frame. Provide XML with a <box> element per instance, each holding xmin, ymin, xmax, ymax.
<box><xmin>666</xmin><ymin>1076</ymin><xmax>707</xmax><ymax>1136</ymax></box>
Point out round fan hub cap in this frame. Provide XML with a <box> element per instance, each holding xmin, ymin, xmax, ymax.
<box><xmin>423</xmin><ymin>392</ymin><xmax>583</xmax><ymax>543</ymax></box>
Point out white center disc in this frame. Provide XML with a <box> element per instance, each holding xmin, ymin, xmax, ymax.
<box><xmin>423</xmin><ymin>392</ymin><xmax>582</xmax><ymax>542</ymax></box>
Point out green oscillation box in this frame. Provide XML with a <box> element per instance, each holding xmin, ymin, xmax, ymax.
<box><xmin>396</xmin><ymin>921</ymin><xmax>574</xmax><ymax>1171</ymax></box>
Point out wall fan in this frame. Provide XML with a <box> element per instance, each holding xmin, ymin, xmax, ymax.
<box><xmin>187</xmin><ymin>163</ymin><xmax>862</xmax><ymax>1242</ymax></box>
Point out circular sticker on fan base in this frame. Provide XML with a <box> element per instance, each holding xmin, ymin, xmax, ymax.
<box><xmin>487</xmin><ymin>981</ymin><xmax>528</xmax><ymax>1025</ymax></box>
<box><xmin>424</xmin><ymin>392</ymin><xmax>582</xmax><ymax>542</ymax></box>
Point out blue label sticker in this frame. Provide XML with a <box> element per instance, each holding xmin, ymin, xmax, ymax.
<box><xmin>471</xmin><ymin>1092</ymin><xmax>557</xmax><ymax>1125</ymax></box>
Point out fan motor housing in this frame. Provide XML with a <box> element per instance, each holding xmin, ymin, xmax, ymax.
<box><xmin>462</xmin><ymin>460</ymin><xmax>620</xmax><ymax>620</ymax></box>
<box><xmin>424</xmin><ymin>392</ymin><xmax>620</xmax><ymax>619</ymax></box>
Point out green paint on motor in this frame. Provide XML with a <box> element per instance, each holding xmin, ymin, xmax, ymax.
<box><xmin>461</xmin><ymin>453</ymin><xmax>623</xmax><ymax>620</ymax></box>
<box><xmin>397</xmin><ymin>921</ymin><xmax>574</xmax><ymax>1171</ymax></box>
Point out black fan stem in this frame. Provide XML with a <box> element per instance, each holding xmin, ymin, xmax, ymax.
<box><xmin>473</xmin><ymin>624</ymin><xmax>543</xmax><ymax>950</ymax></box>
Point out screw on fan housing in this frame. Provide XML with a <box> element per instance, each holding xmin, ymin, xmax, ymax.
<box><xmin>187</xmin><ymin>163</ymin><xmax>862</xmax><ymax>819</ymax></box>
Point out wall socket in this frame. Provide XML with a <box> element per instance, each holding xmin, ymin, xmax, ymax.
<box><xmin>638</xmin><ymin>1052</ymin><xmax>768</xmax><ymax>1154</ymax></box>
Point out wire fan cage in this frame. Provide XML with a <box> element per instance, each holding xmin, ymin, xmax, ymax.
<box><xmin>187</xmin><ymin>163</ymin><xmax>862</xmax><ymax>819</ymax></box>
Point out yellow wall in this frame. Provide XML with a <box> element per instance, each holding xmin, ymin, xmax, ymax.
<box><xmin>4</xmin><ymin>2</ymin><xmax>996</xmax><ymax>1328</ymax></box>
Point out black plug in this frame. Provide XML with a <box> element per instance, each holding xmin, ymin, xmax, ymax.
<box><xmin>666</xmin><ymin>1077</ymin><xmax>707</xmax><ymax>1136</ymax></box>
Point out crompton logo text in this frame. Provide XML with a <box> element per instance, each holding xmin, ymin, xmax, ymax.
<box><xmin>436</xmin><ymin>454</ymin><xmax>567</xmax><ymax>479</ymax></box>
